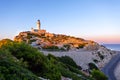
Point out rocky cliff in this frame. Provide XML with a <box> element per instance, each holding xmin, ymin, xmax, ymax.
<box><xmin>14</xmin><ymin>31</ymin><xmax>100</xmax><ymax>51</ymax></box>
<box><xmin>14</xmin><ymin>31</ymin><xmax>116</xmax><ymax>72</ymax></box>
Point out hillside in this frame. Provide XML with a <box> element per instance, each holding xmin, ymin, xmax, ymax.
<box><xmin>0</xmin><ymin>39</ymin><xmax>101</xmax><ymax>80</ymax></box>
<box><xmin>14</xmin><ymin>31</ymin><xmax>100</xmax><ymax>51</ymax></box>
<box><xmin>14</xmin><ymin>30</ymin><xmax>116</xmax><ymax>72</ymax></box>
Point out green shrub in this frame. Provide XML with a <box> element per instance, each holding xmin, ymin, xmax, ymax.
<box><xmin>58</xmin><ymin>56</ymin><xmax>78</xmax><ymax>68</ymax></box>
<box><xmin>59</xmin><ymin>66</ymin><xmax>82</xmax><ymax>80</ymax></box>
<box><xmin>98</xmin><ymin>52</ymin><xmax>104</xmax><ymax>60</ymax></box>
<box><xmin>93</xmin><ymin>59</ymin><xmax>99</xmax><ymax>63</ymax></box>
<box><xmin>43</xmin><ymin>46</ymin><xmax>60</xmax><ymax>51</ymax></box>
<box><xmin>76</xmin><ymin>44</ymin><xmax>85</xmax><ymax>49</ymax></box>
<box><xmin>63</xmin><ymin>44</ymin><xmax>70</xmax><ymax>51</ymax></box>
<box><xmin>47</xmin><ymin>54</ymin><xmax>87</xmax><ymax>80</ymax></box>
<box><xmin>0</xmin><ymin>39</ymin><xmax>13</xmax><ymax>48</ymax></box>
<box><xmin>27</xmin><ymin>35</ymin><xmax>32</xmax><ymax>39</ymax></box>
<box><xmin>0</xmin><ymin>40</ymin><xmax>61</xmax><ymax>79</ymax></box>
<box><xmin>44</xmin><ymin>57</ymin><xmax>61</xmax><ymax>80</ymax></box>
<box><xmin>0</xmin><ymin>39</ymin><xmax>94</xmax><ymax>80</ymax></box>
<box><xmin>88</xmin><ymin>63</ymin><xmax>98</xmax><ymax>70</ymax></box>
<box><xmin>60</xmin><ymin>47</ymin><xmax>66</xmax><ymax>51</ymax></box>
<box><xmin>0</xmin><ymin>59</ymin><xmax>40</xmax><ymax>80</ymax></box>
<box><xmin>47</xmin><ymin>54</ymin><xmax>59</xmax><ymax>61</ymax></box>
<box><xmin>0</xmin><ymin>40</ymin><xmax>48</xmax><ymax>77</ymax></box>
<box><xmin>91</xmin><ymin>69</ymin><xmax>108</xmax><ymax>80</ymax></box>
<box><xmin>66</xmin><ymin>64</ymin><xmax>85</xmax><ymax>76</ymax></box>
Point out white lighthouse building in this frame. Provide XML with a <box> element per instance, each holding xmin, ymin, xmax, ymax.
<box><xmin>31</xmin><ymin>20</ymin><xmax>46</xmax><ymax>34</ymax></box>
<box><xmin>37</xmin><ymin>20</ymin><xmax>40</xmax><ymax>30</ymax></box>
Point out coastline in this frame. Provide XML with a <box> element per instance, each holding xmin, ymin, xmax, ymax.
<box><xmin>102</xmin><ymin>44</ymin><xmax>120</xmax><ymax>52</ymax></box>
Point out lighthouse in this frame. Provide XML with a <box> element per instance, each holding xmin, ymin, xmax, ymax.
<box><xmin>37</xmin><ymin>20</ymin><xmax>40</xmax><ymax>30</ymax></box>
<box><xmin>31</xmin><ymin>20</ymin><xmax>46</xmax><ymax>33</ymax></box>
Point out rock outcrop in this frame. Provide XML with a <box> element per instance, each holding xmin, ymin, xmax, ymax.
<box><xmin>14</xmin><ymin>30</ymin><xmax>117</xmax><ymax>73</ymax></box>
<box><xmin>14</xmin><ymin>31</ymin><xmax>100</xmax><ymax>51</ymax></box>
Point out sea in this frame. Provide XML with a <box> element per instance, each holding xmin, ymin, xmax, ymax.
<box><xmin>102</xmin><ymin>44</ymin><xmax>120</xmax><ymax>51</ymax></box>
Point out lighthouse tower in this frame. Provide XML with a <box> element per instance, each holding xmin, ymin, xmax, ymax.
<box><xmin>37</xmin><ymin>20</ymin><xmax>40</xmax><ymax>30</ymax></box>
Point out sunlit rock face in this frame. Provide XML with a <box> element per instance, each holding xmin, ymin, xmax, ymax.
<box><xmin>14</xmin><ymin>30</ymin><xmax>116</xmax><ymax>70</ymax></box>
<box><xmin>14</xmin><ymin>30</ymin><xmax>101</xmax><ymax>51</ymax></box>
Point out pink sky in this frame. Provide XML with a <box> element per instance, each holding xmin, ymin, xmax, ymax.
<box><xmin>83</xmin><ymin>35</ymin><xmax>120</xmax><ymax>44</ymax></box>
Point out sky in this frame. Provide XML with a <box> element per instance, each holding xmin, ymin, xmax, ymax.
<box><xmin>0</xmin><ymin>0</ymin><xmax>120</xmax><ymax>44</ymax></box>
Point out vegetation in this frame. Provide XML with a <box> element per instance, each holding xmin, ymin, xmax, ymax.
<box><xmin>0</xmin><ymin>39</ymin><xmax>107</xmax><ymax>80</ymax></box>
<box><xmin>47</xmin><ymin>54</ymin><xmax>90</xmax><ymax>80</ymax></box>
<box><xmin>27</xmin><ymin>34</ymin><xmax>32</xmax><ymax>39</ymax></box>
<box><xmin>91</xmin><ymin>69</ymin><xmax>108</xmax><ymax>80</ymax></box>
<box><xmin>93</xmin><ymin>59</ymin><xmax>99</xmax><ymax>63</ymax></box>
<box><xmin>43</xmin><ymin>46</ymin><xmax>66</xmax><ymax>51</ymax></box>
<box><xmin>14</xmin><ymin>31</ymin><xmax>88</xmax><ymax>50</ymax></box>
<box><xmin>0</xmin><ymin>39</ymin><xmax>59</xmax><ymax>79</ymax></box>
<box><xmin>76</xmin><ymin>44</ymin><xmax>85</xmax><ymax>49</ymax></box>
<box><xmin>58</xmin><ymin>56</ymin><xmax>78</xmax><ymax>68</ymax></box>
<box><xmin>98</xmin><ymin>52</ymin><xmax>104</xmax><ymax>60</ymax></box>
<box><xmin>0</xmin><ymin>59</ymin><xmax>40</xmax><ymax>80</ymax></box>
<box><xmin>43</xmin><ymin>46</ymin><xmax>59</xmax><ymax>51</ymax></box>
<box><xmin>88</xmin><ymin>63</ymin><xmax>99</xmax><ymax>70</ymax></box>
<box><xmin>0</xmin><ymin>40</ymin><xmax>40</xmax><ymax>80</ymax></box>
<box><xmin>63</xmin><ymin>44</ymin><xmax>70</xmax><ymax>51</ymax></box>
